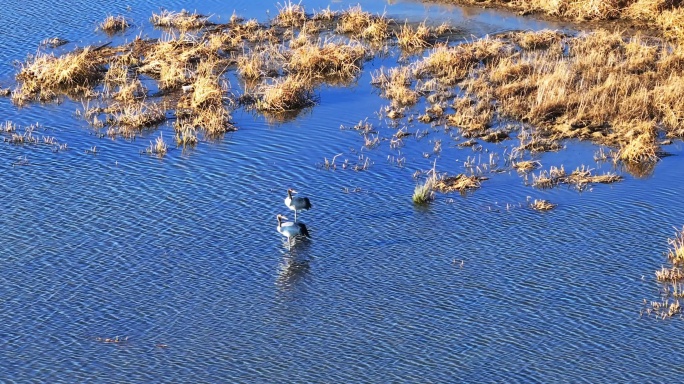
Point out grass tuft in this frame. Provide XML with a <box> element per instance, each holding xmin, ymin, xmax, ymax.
<box><xmin>99</xmin><ymin>15</ymin><xmax>130</xmax><ymax>34</ymax></box>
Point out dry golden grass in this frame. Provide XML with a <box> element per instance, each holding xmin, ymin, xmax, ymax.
<box><xmin>532</xmin><ymin>166</ymin><xmax>566</xmax><ymax>188</ymax></box>
<box><xmin>530</xmin><ymin>164</ymin><xmax>622</xmax><ymax>189</ymax></box>
<box><xmin>287</xmin><ymin>40</ymin><xmax>367</xmax><ymax>80</ymax></box>
<box><xmin>415</xmin><ymin>38</ymin><xmax>512</xmax><ymax>85</ymax></box>
<box><xmin>430</xmin><ymin>29</ymin><xmax>684</xmax><ymax>171</ymax></box>
<box><xmin>511</xmin><ymin>30</ymin><xmax>564</xmax><ymax>50</ymax></box>
<box><xmin>275</xmin><ymin>1</ymin><xmax>307</xmax><ymax>27</ymax></box>
<box><xmin>444</xmin><ymin>0</ymin><xmax>684</xmax><ymax>44</ymax></box>
<box><xmin>175</xmin><ymin>124</ymin><xmax>199</xmax><ymax>146</ymax></box>
<box><xmin>236</xmin><ymin>45</ymin><xmax>284</xmax><ymax>80</ymax></box>
<box><xmin>513</xmin><ymin>160</ymin><xmax>541</xmax><ymax>172</ymax></box>
<box><xmin>112</xmin><ymin>77</ymin><xmax>146</xmax><ymax>102</ymax></box>
<box><xmin>189</xmin><ymin>59</ymin><xmax>224</xmax><ymax>110</ymax></box>
<box><xmin>337</xmin><ymin>5</ymin><xmax>372</xmax><ymax>34</ymax></box>
<box><xmin>192</xmin><ymin>106</ymin><xmax>232</xmax><ymax>135</ymax></box>
<box><xmin>371</xmin><ymin>66</ymin><xmax>418</xmax><ymax>106</ymax></box>
<box><xmin>14</xmin><ymin>48</ymin><xmax>107</xmax><ymax>104</ymax></box>
<box><xmin>151</xmin><ymin>10</ymin><xmax>209</xmax><ymax>31</ymax></box>
<box><xmin>647</xmin><ymin>298</ymin><xmax>682</xmax><ymax>319</ymax></box>
<box><xmin>99</xmin><ymin>15</ymin><xmax>129</xmax><ymax>34</ymax></box>
<box><xmin>396</xmin><ymin>21</ymin><xmax>432</xmax><ymax>51</ymax></box>
<box><xmin>668</xmin><ymin>226</ymin><xmax>684</xmax><ymax>264</ymax></box>
<box><xmin>104</xmin><ymin>101</ymin><xmax>167</xmax><ymax>136</ymax></box>
<box><xmin>530</xmin><ymin>199</ymin><xmax>557</xmax><ymax>211</ymax></box>
<box><xmin>313</xmin><ymin>6</ymin><xmax>338</xmax><ymax>21</ymax></box>
<box><xmin>433</xmin><ymin>174</ymin><xmax>487</xmax><ymax>193</ymax></box>
<box><xmin>656</xmin><ymin>266</ymin><xmax>684</xmax><ymax>282</ymax></box>
<box><xmin>446</xmin><ymin>96</ymin><xmax>494</xmax><ymax>133</ymax></box>
<box><xmin>337</xmin><ymin>5</ymin><xmax>391</xmax><ymax>41</ymax></box>
<box><xmin>147</xmin><ymin>133</ymin><xmax>168</xmax><ymax>157</ymax></box>
<box><xmin>256</xmin><ymin>75</ymin><xmax>315</xmax><ymax>111</ymax></box>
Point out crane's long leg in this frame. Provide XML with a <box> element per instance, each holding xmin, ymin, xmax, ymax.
<box><xmin>294</xmin><ymin>210</ymin><xmax>298</xmax><ymax>222</ymax></box>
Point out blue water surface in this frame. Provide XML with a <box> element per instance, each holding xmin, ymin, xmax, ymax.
<box><xmin>1</xmin><ymin>1</ymin><xmax>683</xmax><ymax>383</ymax></box>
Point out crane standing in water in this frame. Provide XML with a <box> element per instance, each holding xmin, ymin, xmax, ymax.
<box><xmin>276</xmin><ymin>214</ymin><xmax>310</xmax><ymax>250</ymax></box>
<box><xmin>284</xmin><ymin>188</ymin><xmax>312</xmax><ymax>222</ymax></box>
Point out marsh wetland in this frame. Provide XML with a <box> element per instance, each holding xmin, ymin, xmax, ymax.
<box><xmin>2</xmin><ymin>0</ymin><xmax>684</xmax><ymax>382</ymax></box>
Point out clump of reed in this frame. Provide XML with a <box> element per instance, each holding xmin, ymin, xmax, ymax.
<box><xmin>564</xmin><ymin>165</ymin><xmax>623</xmax><ymax>190</ymax></box>
<box><xmin>513</xmin><ymin>160</ymin><xmax>541</xmax><ymax>172</ymax></box>
<box><xmin>441</xmin><ymin>29</ymin><xmax>684</xmax><ymax>173</ymax></box>
<box><xmin>287</xmin><ymin>40</ymin><xmax>367</xmax><ymax>80</ymax></box>
<box><xmin>337</xmin><ymin>5</ymin><xmax>391</xmax><ymax>41</ymax></box>
<box><xmin>510</xmin><ymin>30</ymin><xmax>564</xmax><ymax>50</ymax></box>
<box><xmin>236</xmin><ymin>45</ymin><xmax>284</xmax><ymax>80</ymax></box>
<box><xmin>175</xmin><ymin>125</ymin><xmax>199</xmax><ymax>146</ymax></box>
<box><xmin>529</xmin><ymin>199</ymin><xmax>556</xmax><ymax>211</ymax></box>
<box><xmin>275</xmin><ymin>1</ymin><xmax>307</xmax><ymax>27</ymax></box>
<box><xmin>255</xmin><ymin>75</ymin><xmax>315</xmax><ymax>112</ymax></box>
<box><xmin>371</xmin><ymin>66</ymin><xmax>419</xmax><ymax>106</ymax></box>
<box><xmin>532</xmin><ymin>165</ymin><xmax>566</xmax><ymax>188</ymax></box>
<box><xmin>646</xmin><ymin>225</ymin><xmax>684</xmax><ymax>319</ymax></box>
<box><xmin>667</xmin><ymin>226</ymin><xmax>684</xmax><ymax>264</ymax></box>
<box><xmin>147</xmin><ymin>133</ymin><xmax>168</xmax><ymax>157</ymax></box>
<box><xmin>531</xmin><ymin>165</ymin><xmax>622</xmax><ymax>189</ymax></box>
<box><xmin>412</xmin><ymin>179</ymin><xmax>435</xmax><ymax>204</ymax></box>
<box><xmin>646</xmin><ymin>299</ymin><xmax>682</xmax><ymax>319</ymax></box>
<box><xmin>106</xmin><ymin>101</ymin><xmax>167</xmax><ymax>135</ymax></box>
<box><xmin>150</xmin><ymin>9</ymin><xmax>209</xmax><ymax>31</ymax></box>
<box><xmin>656</xmin><ymin>266</ymin><xmax>684</xmax><ymax>282</ymax></box>
<box><xmin>138</xmin><ymin>33</ymin><xmax>223</xmax><ymax>90</ymax></box>
<box><xmin>13</xmin><ymin>48</ymin><xmax>108</xmax><ymax>104</ymax></box>
<box><xmin>99</xmin><ymin>15</ymin><xmax>129</xmax><ymax>34</ymax></box>
<box><xmin>176</xmin><ymin>58</ymin><xmax>233</xmax><ymax>136</ymax></box>
<box><xmin>396</xmin><ymin>21</ymin><xmax>432</xmax><ymax>51</ymax></box>
<box><xmin>415</xmin><ymin>38</ymin><xmax>512</xmax><ymax>85</ymax></box>
<box><xmin>433</xmin><ymin>174</ymin><xmax>487</xmax><ymax>193</ymax></box>
<box><xmin>446</xmin><ymin>95</ymin><xmax>494</xmax><ymax>134</ymax></box>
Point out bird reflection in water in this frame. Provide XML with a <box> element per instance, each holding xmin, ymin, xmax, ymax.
<box><xmin>276</xmin><ymin>242</ymin><xmax>312</xmax><ymax>291</ymax></box>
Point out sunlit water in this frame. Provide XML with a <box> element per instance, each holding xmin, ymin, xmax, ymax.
<box><xmin>1</xmin><ymin>1</ymin><xmax>684</xmax><ymax>382</ymax></box>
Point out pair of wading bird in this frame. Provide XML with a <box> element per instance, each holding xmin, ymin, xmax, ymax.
<box><xmin>276</xmin><ymin>188</ymin><xmax>312</xmax><ymax>250</ymax></box>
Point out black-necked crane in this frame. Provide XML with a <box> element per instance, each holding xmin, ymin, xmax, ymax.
<box><xmin>276</xmin><ymin>214</ymin><xmax>310</xmax><ymax>250</ymax></box>
<box><xmin>284</xmin><ymin>188</ymin><xmax>312</xmax><ymax>222</ymax></box>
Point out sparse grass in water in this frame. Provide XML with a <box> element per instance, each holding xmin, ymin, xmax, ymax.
<box><xmin>109</xmin><ymin>101</ymin><xmax>167</xmax><ymax>133</ymax></box>
<box><xmin>150</xmin><ymin>10</ymin><xmax>209</xmax><ymax>31</ymax></box>
<box><xmin>175</xmin><ymin>125</ymin><xmax>199</xmax><ymax>146</ymax></box>
<box><xmin>433</xmin><ymin>173</ymin><xmax>487</xmax><ymax>193</ymax></box>
<box><xmin>99</xmin><ymin>15</ymin><xmax>129</xmax><ymax>34</ymax></box>
<box><xmin>147</xmin><ymin>133</ymin><xmax>168</xmax><ymax>157</ymax></box>
<box><xmin>668</xmin><ymin>226</ymin><xmax>684</xmax><ymax>264</ymax></box>
<box><xmin>530</xmin><ymin>198</ymin><xmax>556</xmax><ymax>211</ymax></box>
<box><xmin>513</xmin><ymin>160</ymin><xmax>541</xmax><ymax>172</ymax></box>
<box><xmin>372</xmin><ymin>66</ymin><xmax>419</xmax><ymax>106</ymax></box>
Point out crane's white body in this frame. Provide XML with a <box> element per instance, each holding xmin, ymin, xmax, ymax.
<box><xmin>284</xmin><ymin>189</ymin><xmax>312</xmax><ymax>222</ymax></box>
<box><xmin>276</xmin><ymin>214</ymin><xmax>310</xmax><ymax>250</ymax></box>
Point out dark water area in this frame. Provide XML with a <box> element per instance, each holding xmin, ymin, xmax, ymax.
<box><xmin>1</xmin><ymin>1</ymin><xmax>684</xmax><ymax>382</ymax></box>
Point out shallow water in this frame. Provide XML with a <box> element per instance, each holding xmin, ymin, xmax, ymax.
<box><xmin>1</xmin><ymin>1</ymin><xmax>684</xmax><ymax>383</ymax></box>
